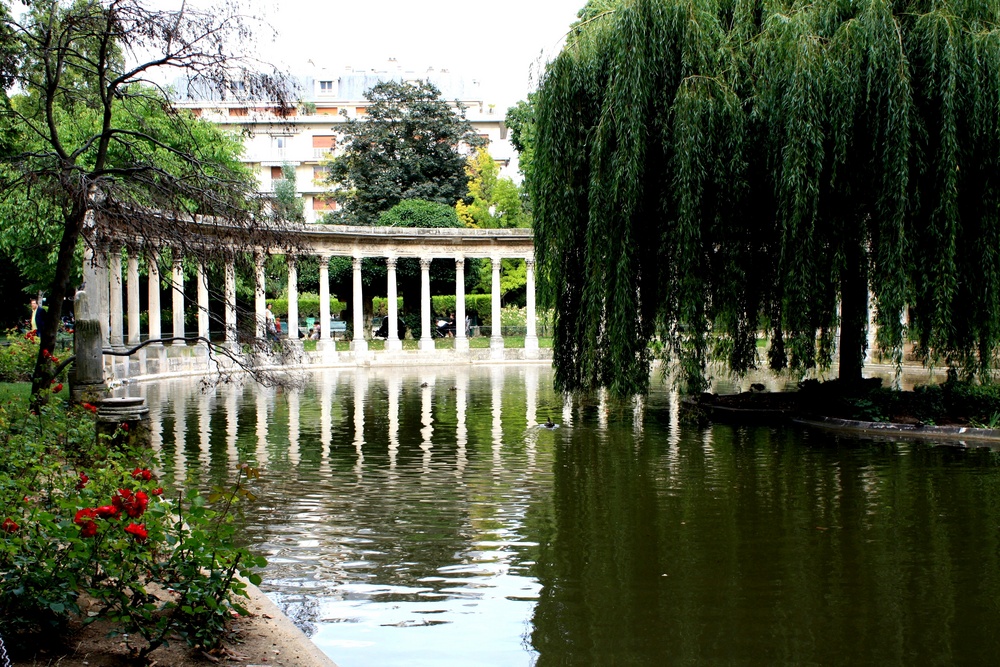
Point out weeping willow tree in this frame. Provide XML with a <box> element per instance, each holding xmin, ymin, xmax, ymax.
<box><xmin>533</xmin><ymin>0</ymin><xmax>1000</xmax><ymax>396</ymax></box>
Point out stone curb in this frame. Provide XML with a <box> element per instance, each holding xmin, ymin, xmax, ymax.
<box><xmin>792</xmin><ymin>415</ymin><xmax>1000</xmax><ymax>445</ymax></box>
<box><xmin>239</xmin><ymin>579</ymin><xmax>339</xmax><ymax>667</ymax></box>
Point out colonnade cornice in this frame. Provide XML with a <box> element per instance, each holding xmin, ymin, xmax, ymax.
<box><xmin>95</xmin><ymin>222</ymin><xmax>535</xmax><ymax>261</ymax></box>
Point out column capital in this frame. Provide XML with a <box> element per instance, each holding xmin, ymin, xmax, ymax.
<box><xmin>386</xmin><ymin>255</ymin><xmax>397</xmax><ymax>270</ymax></box>
<box><xmin>318</xmin><ymin>254</ymin><xmax>330</xmax><ymax>268</ymax></box>
<box><xmin>491</xmin><ymin>256</ymin><xmax>503</xmax><ymax>270</ymax></box>
<box><xmin>455</xmin><ymin>255</ymin><xmax>465</xmax><ymax>267</ymax></box>
<box><xmin>352</xmin><ymin>255</ymin><xmax>363</xmax><ymax>270</ymax></box>
<box><xmin>525</xmin><ymin>256</ymin><xmax>535</xmax><ymax>269</ymax></box>
<box><xmin>286</xmin><ymin>254</ymin><xmax>297</xmax><ymax>268</ymax></box>
<box><xmin>419</xmin><ymin>257</ymin><xmax>432</xmax><ymax>271</ymax></box>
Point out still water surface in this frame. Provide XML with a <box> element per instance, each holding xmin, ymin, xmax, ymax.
<box><xmin>140</xmin><ymin>365</ymin><xmax>1000</xmax><ymax>666</ymax></box>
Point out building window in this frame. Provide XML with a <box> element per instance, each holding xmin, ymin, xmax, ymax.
<box><xmin>273</xmin><ymin>136</ymin><xmax>288</xmax><ymax>150</ymax></box>
<box><xmin>319</xmin><ymin>80</ymin><xmax>334</xmax><ymax>93</ymax></box>
<box><xmin>270</xmin><ymin>166</ymin><xmax>286</xmax><ymax>180</ymax></box>
<box><xmin>317</xmin><ymin>106</ymin><xmax>339</xmax><ymax>115</ymax></box>
<box><xmin>313</xmin><ymin>197</ymin><xmax>337</xmax><ymax>211</ymax></box>
<box><xmin>313</xmin><ymin>166</ymin><xmax>330</xmax><ymax>181</ymax></box>
<box><xmin>355</xmin><ymin>107</ymin><xmax>367</xmax><ymax>116</ymax></box>
<box><xmin>229</xmin><ymin>107</ymin><xmax>248</xmax><ymax>117</ymax></box>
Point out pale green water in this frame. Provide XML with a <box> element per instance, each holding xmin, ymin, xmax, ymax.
<box><xmin>141</xmin><ymin>365</ymin><xmax>1000</xmax><ymax>666</ymax></box>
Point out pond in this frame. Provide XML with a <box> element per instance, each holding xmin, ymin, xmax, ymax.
<box><xmin>140</xmin><ymin>365</ymin><xmax>1000</xmax><ymax>666</ymax></box>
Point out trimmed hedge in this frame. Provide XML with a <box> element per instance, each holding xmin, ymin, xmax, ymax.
<box><xmin>268</xmin><ymin>292</ymin><xmax>345</xmax><ymax>319</ymax></box>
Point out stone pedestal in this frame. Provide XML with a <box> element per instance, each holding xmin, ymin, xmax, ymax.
<box><xmin>95</xmin><ymin>397</ymin><xmax>151</xmax><ymax>449</ymax></box>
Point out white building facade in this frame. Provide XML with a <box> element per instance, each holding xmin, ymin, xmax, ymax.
<box><xmin>173</xmin><ymin>64</ymin><xmax>516</xmax><ymax>224</ymax></box>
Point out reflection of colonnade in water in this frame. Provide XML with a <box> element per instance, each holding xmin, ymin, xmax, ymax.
<box><xmin>141</xmin><ymin>366</ymin><xmax>556</xmax><ymax>488</ymax></box>
<box><xmin>83</xmin><ymin>225</ymin><xmax>540</xmax><ymax>381</ymax></box>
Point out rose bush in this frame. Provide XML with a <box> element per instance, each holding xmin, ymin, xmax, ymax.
<box><xmin>0</xmin><ymin>393</ymin><xmax>266</xmax><ymax>661</ymax></box>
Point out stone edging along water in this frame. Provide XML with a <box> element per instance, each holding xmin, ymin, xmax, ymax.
<box><xmin>106</xmin><ymin>345</ymin><xmax>554</xmax><ymax>387</ymax></box>
<box><xmin>791</xmin><ymin>415</ymin><xmax>1000</xmax><ymax>446</ymax></box>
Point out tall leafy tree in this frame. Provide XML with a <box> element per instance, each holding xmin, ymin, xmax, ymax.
<box><xmin>532</xmin><ymin>0</ymin><xmax>1000</xmax><ymax>396</ymax></box>
<box><xmin>0</xmin><ymin>0</ymin><xmax>289</xmax><ymax>398</ymax></box>
<box><xmin>455</xmin><ymin>147</ymin><xmax>530</xmax><ymax>229</ymax></box>
<box><xmin>325</xmin><ymin>80</ymin><xmax>485</xmax><ymax>225</ymax></box>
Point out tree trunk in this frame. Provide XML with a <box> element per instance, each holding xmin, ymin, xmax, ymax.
<box><xmin>838</xmin><ymin>238</ymin><xmax>869</xmax><ymax>385</ymax></box>
<box><xmin>30</xmin><ymin>206</ymin><xmax>85</xmax><ymax>404</ymax></box>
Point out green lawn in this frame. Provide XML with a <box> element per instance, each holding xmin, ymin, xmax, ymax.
<box><xmin>0</xmin><ymin>381</ymin><xmax>70</xmax><ymax>403</ymax></box>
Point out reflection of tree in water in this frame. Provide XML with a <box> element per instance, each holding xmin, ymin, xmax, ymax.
<box><xmin>529</xmin><ymin>419</ymin><xmax>1000</xmax><ymax>665</ymax></box>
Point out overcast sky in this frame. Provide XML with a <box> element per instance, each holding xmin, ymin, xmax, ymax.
<box><xmin>251</xmin><ymin>0</ymin><xmax>584</xmax><ymax>106</ymax></box>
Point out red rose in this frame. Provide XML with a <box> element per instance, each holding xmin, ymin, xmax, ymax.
<box><xmin>131</xmin><ymin>467</ymin><xmax>151</xmax><ymax>481</ymax></box>
<box><xmin>150</xmin><ymin>487</ymin><xmax>163</xmax><ymax>497</ymax></box>
<box><xmin>79</xmin><ymin>521</ymin><xmax>97</xmax><ymax>537</ymax></box>
<box><xmin>76</xmin><ymin>472</ymin><xmax>89</xmax><ymax>490</ymax></box>
<box><xmin>53</xmin><ymin>383</ymin><xmax>63</xmax><ymax>393</ymax></box>
<box><xmin>94</xmin><ymin>505</ymin><xmax>119</xmax><ymax>519</ymax></box>
<box><xmin>125</xmin><ymin>523</ymin><xmax>148</xmax><ymax>541</ymax></box>
<box><xmin>74</xmin><ymin>508</ymin><xmax>98</xmax><ymax>525</ymax></box>
<box><xmin>42</xmin><ymin>349</ymin><xmax>50</xmax><ymax>359</ymax></box>
<box><xmin>113</xmin><ymin>489</ymin><xmax>148</xmax><ymax>518</ymax></box>
<box><xmin>1</xmin><ymin>518</ymin><xmax>18</xmax><ymax>533</ymax></box>
<box><xmin>81</xmin><ymin>402</ymin><xmax>98</xmax><ymax>413</ymax></box>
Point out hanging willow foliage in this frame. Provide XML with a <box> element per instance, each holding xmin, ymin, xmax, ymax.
<box><xmin>532</xmin><ymin>0</ymin><xmax>1000</xmax><ymax>395</ymax></box>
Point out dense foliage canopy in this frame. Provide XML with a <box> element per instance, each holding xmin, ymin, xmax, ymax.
<box><xmin>325</xmin><ymin>80</ymin><xmax>485</xmax><ymax>225</ymax></box>
<box><xmin>532</xmin><ymin>0</ymin><xmax>1000</xmax><ymax>396</ymax></box>
<box><xmin>0</xmin><ymin>0</ymin><xmax>289</xmax><ymax>396</ymax></box>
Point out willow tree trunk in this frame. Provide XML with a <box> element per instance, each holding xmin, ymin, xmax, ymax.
<box><xmin>839</xmin><ymin>239</ymin><xmax>869</xmax><ymax>384</ymax></box>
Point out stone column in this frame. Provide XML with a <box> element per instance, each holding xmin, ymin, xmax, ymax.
<box><xmin>197</xmin><ymin>259</ymin><xmax>209</xmax><ymax>342</ymax></box>
<box><xmin>490</xmin><ymin>255</ymin><xmax>504</xmax><ymax>357</ymax></box>
<box><xmin>171</xmin><ymin>251</ymin><xmax>185</xmax><ymax>344</ymax></box>
<box><xmin>351</xmin><ymin>255</ymin><xmax>368</xmax><ymax>352</ymax></box>
<box><xmin>82</xmin><ymin>246</ymin><xmax>102</xmax><ymax>321</ymax></box>
<box><xmin>419</xmin><ymin>257</ymin><xmax>434</xmax><ymax>352</ymax></box>
<box><xmin>386</xmin><ymin>256</ymin><xmax>402</xmax><ymax>351</ymax></box>
<box><xmin>224</xmin><ymin>258</ymin><xmax>237</xmax><ymax>348</ymax></box>
<box><xmin>287</xmin><ymin>256</ymin><xmax>299</xmax><ymax>341</ymax></box>
<box><xmin>525</xmin><ymin>255</ymin><xmax>539</xmax><ymax>358</ymax></box>
<box><xmin>147</xmin><ymin>250</ymin><xmax>162</xmax><ymax>343</ymax></box>
<box><xmin>109</xmin><ymin>246</ymin><xmax>124</xmax><ymax>348</ymax></box>
<box><xmin>254</xmin><ymin>253</ymin><xmax>266</xmax><ymax>341</ymax></box>
<box><xmin>318</xmin><ymin>255</ymin><xmax>332</xmax><ymax>349</ymax></box>
<box><xmin>95</xmin><ymin>245</ymin><xmax>110</xmax><ymax>345</ymax></box>
<box><xmin>455</xmin><ymin>255</ymin><xmax>468</xmax><ymax>352</ymax></box>
<box><xmin>126</xmin><ymin>252</ymin><xmax>140</xmax><ymax>345</ymax></box>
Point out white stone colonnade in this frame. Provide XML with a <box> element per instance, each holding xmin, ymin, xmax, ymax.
<box><xmin>86</xmin><ymin>225</ymin><xmax>538</xmax><ymax>371</ymax></box>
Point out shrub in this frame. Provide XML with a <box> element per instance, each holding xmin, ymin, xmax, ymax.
<box><xmin>0</xmin><ymin>394</ymin><xmax>265</xmax><ymax>660</ymax></box>
<box><xmin>268</xmin><ymin>293</ymin><xmax>345</xmax><ymax>319</ymax></box>
<box><xmin>0</xmin><ymin>329</ymin><xmax>39</xmax><ymax>382</ymax></box>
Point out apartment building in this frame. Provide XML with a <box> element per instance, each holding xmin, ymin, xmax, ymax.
<box><xmin>172</xmin><ymin>63</ymin><xmax>515</xmax><ymax>223</ymax></box>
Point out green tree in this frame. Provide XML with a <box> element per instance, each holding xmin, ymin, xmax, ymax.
<box><xmin>456</xmin><ymin>147</ymin><xmax>530</xmax><ymax>229</ymax></box>
<box><xmin>272</xmin><ymin>163</ymin><xmax>304</xmax><ymax>222</ymax></box>
<box><xmin>532</xmin><ymin>0</ymin><xmax>1000</xmax><ymax>396</ymax></box>
<box><xmin>505</xmin><ymin>94</ymin><xmax>537</xmax><ymax>192</ymax></box>
<box><xmin>0</xmin><ymin>0</ymin><xmax>288</xmax><ymax>399</ymax></box>
<box><xmin>325</xmin><ymin>80</ymin><xmax>485</xmax><ymax>224</ymax></box>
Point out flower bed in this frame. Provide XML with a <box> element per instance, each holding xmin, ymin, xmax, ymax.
<box><xmin>0</xmin><ymin>391</ymin><xmax>265</xmax><ymax>663</ymax></box>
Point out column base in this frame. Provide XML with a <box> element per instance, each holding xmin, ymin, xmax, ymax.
<box><xmin>490</xmin><ymin>336</ymin><xmax>505</xmax><ymax>360</ymax></box>
<box><xmin>351</xmin><ymin>338</ymin><xmax>368</xmax><ymax>353</ymax></box>
<box><xmin>454</xmin><ymin>337</ymin><xmax>470</xmax><ymax>352</ymax></box>
<box><xmin>419</xmin><ymin>337</ymin><xmax>436</xmax><ymax>352</ymax></box>
<box><xmin>386</xmin><ymin>338</ymin><xmax>403</xmax><ymax>352</ymax></box>
<box><xmin>524</xmin><ymin>335</ymin><xmax>539</xmax><ymax>359</ymax></box>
